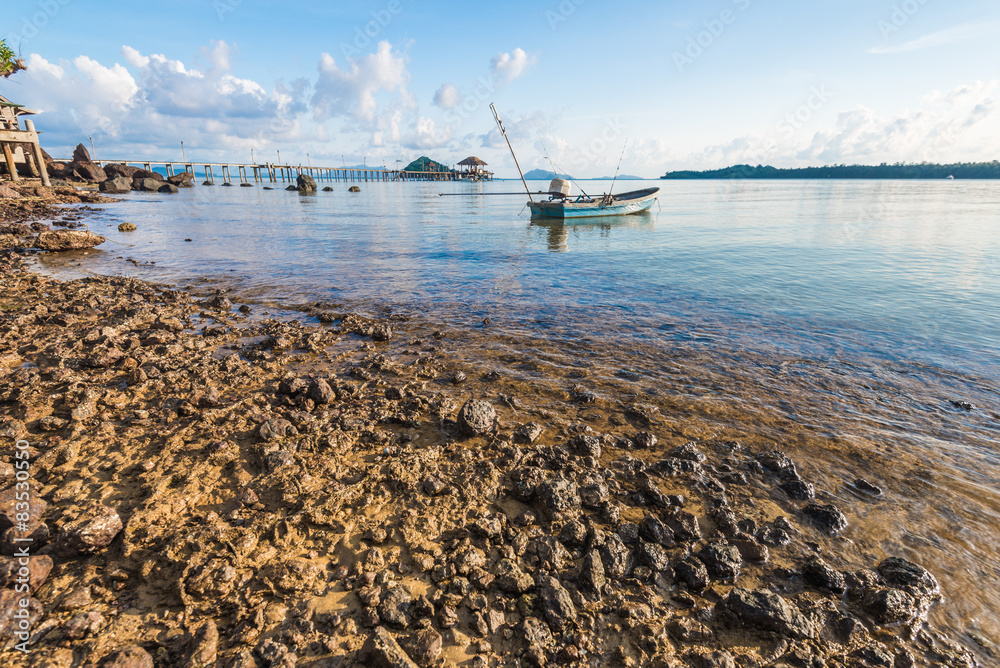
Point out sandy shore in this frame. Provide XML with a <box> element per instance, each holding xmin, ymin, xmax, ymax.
<box><xmin>0</xmin><ymin>186</ymin><xmax>984</xmax><ymax>667</ymax></box>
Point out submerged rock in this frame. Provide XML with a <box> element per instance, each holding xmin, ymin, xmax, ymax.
<box><xmin>716</xmin><ymin>588</ymin><xmax>815</xmax><ymax>639</ymax></box>
<box><xmin>33</xmin><ymin>230</ymin><xmax>106</xmax><ymax>250</ymax></box>
<box><xmin>803</xmin><ymin>503</ymin><xmax>848</xmax><ymax>534</ymax></box>
<box><xmin>458</xmin><ymin>399</ymin><xmax>496</xmax><ymax>436</ymax></box>
<box><xmin>877</xmin><ymin>557</ymin><xmax>940</xmax><ymax>598</ymax></box>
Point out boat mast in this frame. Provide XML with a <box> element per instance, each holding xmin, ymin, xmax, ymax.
<box><xmin>608</xmin><ymin>138</ymin><xmax>628</xmax><ymax>198</ymax></box>
<box><xmin>490</xmin><ymin>103</ymin><xmax>533</xmax><ymax>202</ymax></box>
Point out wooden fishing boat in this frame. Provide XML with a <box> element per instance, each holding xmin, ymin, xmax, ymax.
<box><xmin>527</xmin><ymin>186</ymin><xmax>659</xmax><ymax>219</ymax></box>
<box><xmin>488</xmin><ymin>103</ymin><xmax>658</xmax><ymax>219</ymax></box>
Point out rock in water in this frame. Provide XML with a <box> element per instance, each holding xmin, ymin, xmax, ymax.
<box><xmin>803</xmin><ymin>503</ymin><xmax>848</xmax><ymax>534</ymax></box>
<box><xmin>100</xmin><ymin>176</ymin><xmax>133</xmax><ymax>194</ymax></box>
<box><xmin>349</xmin><ymin>185</ymin><xmax>361</xmax><ymax>192</ymax></box>
<box><xmin>862</xmin><ymin>588</ymin><xmax>919</xmax><ymax>625</ymax></box>
<box><xmin>802</xmin><ymin>557</ymin><xmax>846</xmax><ymax>593</ymax></box>
<box><xmin>33</xmin><ymin>230</ymin><xmax>106</xmax><ymax>251</ymax></box>
<box><xmin>134</xmin><ymin>178</ymin><xmax>163</xmax><ymax>192</ymax></box>
<box><xmin>297</xmin><ymin>174</ymin><xmax>317</xmax><ymax>193</ymax></box>
<box><xmin>458</xmin><ymin>400</ymin><xmax>496</xmax><ymax>436</ymax></box>
<box><xmin>167</xmin><ymin>172</ymin><xmax>195</xmax><ymax>188</ymax></box>
<box><xmin>716</xmin><ymin>588</ymin><xmax>815</xmax><ymax>639</ymax></box>
<box><xmin>118</xmin><ymin>223</ymin><xmax>137</xmax><ymax>232</ymax></box>
<box><xmin>877</xmin><ymin>557</ymin><xmax>939</xmax><ymax>597</ymax></box>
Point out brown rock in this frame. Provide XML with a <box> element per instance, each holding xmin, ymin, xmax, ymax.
<box><xmin>364</xmin><ymin>626</ymin><xmax>420</xmax><ymax>668</ymax></box>
<box><xmin>53</xmin><ymin>503</ymin><xmax>123</xmax><ymax>558</ymax></box>
<box><xmin>0</xmin><ymin>588</ymin><xmax>43</xmax><ymax>650</ymax></box>
<box><xmin>168</xmin><ymin>172</ymin><xmax>195</xmax><ymax>188</ymax></box>
<box><xmin>1</xmin><ymin>521</ymin><xmax>50</xmax><ymax>556</ymax></box>
<box><xmin>0</xmin><ymin>555</ymin><xmax>53</xmax><ymax>589</ymax></box>
<box><xmin>184</xmin><ymin>619</ymin><xmax>219</xmax><ymax>666</ymax></box>
<box><xmin>0</xmin><ymin>487</ymin><xmax>47</xmax><ymax>531</ymax></box>
<box><xmin>104</xmin><ymin>163</ymin><xmax>142</xmax><ymax>179</ymax></box>
<box><xmin>71</xmin><ymin>162</ymin><xmax>107</xmax><ymax>183</ymax></box>
<box><xmin>33</xmin><ymin>230</ymin><xmax>106</xmax><ymax>251</ymax></box>
<box><xmin>104</xmin><ymin>646</ymin><xmax>154</xmax><ymax>668</ymax></box>
<box><xmin>72</xmin><ymin>143</ymin><xmax>92</xmax><ymax>163</ymax></box>
<box><xmin>405</xmin><ymin>628</ymin><xmax>442</xmax><ymax>666</ymax></box>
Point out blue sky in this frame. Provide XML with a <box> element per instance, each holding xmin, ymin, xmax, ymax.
<box><xmin>4</xmin><ymin>0</ymin><xmax>999</xmax><ymax>176</ymax></box>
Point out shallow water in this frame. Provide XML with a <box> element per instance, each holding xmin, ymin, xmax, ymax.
<box><xmin>42</xmin><ymin>179</ymin><xmax>1000</xmax><ymax>650</ymax></box>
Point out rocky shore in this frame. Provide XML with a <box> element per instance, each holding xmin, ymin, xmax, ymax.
<box><xmin>0</xmin><ymin>196</ymin><xmax>986</xmax><ymax>667</ymax></box>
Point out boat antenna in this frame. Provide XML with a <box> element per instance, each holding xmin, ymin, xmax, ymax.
<box><xmin>608</xmin><ymin>138</ymin><xmax>629</xmax><ymax>198</ymax></box>
<box><xmin>490</xmin><ymin>103</ymin><xmax>533</xmax><ymax>202</ymax></box>
<box><xmin>535</xmin><ymin>132</ymin><xmax>590</xmax><ymax>198</ymax></box>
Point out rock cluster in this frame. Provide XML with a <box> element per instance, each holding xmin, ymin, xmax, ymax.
<box><xmin>0</xmin><ymin>238</ymin><xmax>982</xmax><ymax>667</ymax></box>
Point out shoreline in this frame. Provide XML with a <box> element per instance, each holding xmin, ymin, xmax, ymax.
<box><xmin>0</xmin><ymin>190</ymin><xmax>991</xmax><ymax>666</ymax></box>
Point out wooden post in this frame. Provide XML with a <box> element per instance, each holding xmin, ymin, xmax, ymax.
<box><xmin>23</xmin><ymin>147</ymin><xmax>40</xmax><ymax>178</ymax></box>
<box><xmin>2</xmin><ymin>143</ymin><xmax>20</xmax><ymax>182</ymax></box>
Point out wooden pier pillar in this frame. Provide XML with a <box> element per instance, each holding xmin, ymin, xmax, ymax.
<box><xmin>2</xmin><ymin>143</ymin><xmax>20</xmax><ymax>182</ymax></box>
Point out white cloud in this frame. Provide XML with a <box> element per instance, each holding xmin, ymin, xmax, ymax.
<box><xmin>678</xmin><ymin>80</ymin><xmax>1000</xmax><ymax>170</ymax></box>
<box><xmin>491</xmin><ymin>48</ymin><xmax>533</xmax><ymax>83</ymax></box>
<box><xmin>19</xmin><ymin>43</ymin><xmax>307</xmax><ymax>159</ymax></box>
<box><xmin>312</xmin><ymin>40</ymin><xmax>410</xmax><ymax>123</ymax></box>
<box><xmin>871</xmin><ymin>21</ymin><xmax>1000</xmax><ymax>54</ymax></box>
<box><xmin>433</xmin><ymin>83</ymin><xmax>460</xmax><ymax>109</ymax></box>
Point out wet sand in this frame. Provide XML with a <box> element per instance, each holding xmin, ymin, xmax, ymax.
<box><xmin>0</xmin><ymin>187</ymin><xmax>993</xmax><ymax>667</ymax></box>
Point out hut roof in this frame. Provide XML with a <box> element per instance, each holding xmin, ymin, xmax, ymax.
<box><xmin>0</xmin><ymin>94</ymin><xmax>36</xmax><ymax>114</ymax></box>
<box><xmin>458</xmin><ymin>156</ymin><xmax>488</xmax><ymax>166</ymax></box>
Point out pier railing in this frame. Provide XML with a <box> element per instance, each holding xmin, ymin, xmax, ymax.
<box><xmin>52</xmin><ymin>159</ymin><xmax>468</xmax><ymax>184</ymax></box>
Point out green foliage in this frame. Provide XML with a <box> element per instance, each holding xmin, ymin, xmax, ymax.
<box><xmin>0</xmin><ymin>39</ymin><xmax>15</xmax><ymax>68</ymax></box>
<box><xmin>0</xmin><ymin>39</ymin><xmax>26</xmax><ymax>78</ymax></box>
<box><xmin>403</xmin><ymin>156</ymin><xmax>452</xmax><ymax>173</ymax></box>
<box><xmin>662</xmin><ymin>162</ymin><xmax>1000</xmax><ymax>180</ymax></box>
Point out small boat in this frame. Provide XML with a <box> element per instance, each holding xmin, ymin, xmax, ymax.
<box><xmin>528</xmin><ymin>179</ymin><xmax>659</xmax><ymax>219</ymax></box>
<box><xmin>489</xmin><ymin>103</ymin><xmax>658</xmax><ymax>219</ymax></box>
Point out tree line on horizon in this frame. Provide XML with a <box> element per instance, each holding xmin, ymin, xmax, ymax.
<box><xmin>661</xmin><ymin>162</ymin><xmax>1000</xmax><ymax>180</ymax></box>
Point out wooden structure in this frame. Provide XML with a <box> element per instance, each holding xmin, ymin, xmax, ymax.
<box><xmin>52</xmin><ymin>158</ymin><xmax>462</xmax><ymax>184</ymax></box>
<box><xmin>457</xmin><ymin>156</ymin><xmax>492</xmax><ymax>180</ymax></box>
<box><xmin>0</xmin><ymin>94</ymin><xmax>51</xmax><ymax>186</ymax></box>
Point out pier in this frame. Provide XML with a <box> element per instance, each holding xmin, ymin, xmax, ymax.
<box><xmin>51</xmin><ymin>159</ymin><xmax>465</xmax><ymax>185</ymax></box>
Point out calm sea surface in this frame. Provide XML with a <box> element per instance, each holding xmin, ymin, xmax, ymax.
<box><xmin>42</xmin><ymin>179</ymin><xmax>1000</xmax><ymax>649</ymax></box>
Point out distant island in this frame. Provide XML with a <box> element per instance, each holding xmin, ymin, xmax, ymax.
<box><xmin>404</xmin><ymin>156</ymin><xmax>451</xmax><ymax>173</ymax></box>
<box><xmin>524</xmin><ymin>169</ymin><xmax>572</xmax><ymax>180</ymax></box>
<box><xmin>661</xmin><ymin>162</ymin><xmax>1000</xmax><ymax>180</ymax></box>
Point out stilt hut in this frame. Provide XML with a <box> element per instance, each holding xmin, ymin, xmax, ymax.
<box><xmin>457</xmin><ymin>156</ymin><xmax>493</xmax><ymax>181</ymax></box>
<box><xmin>0</xmin><ymin>93</ymin><xmax>51</xmax><ymax>185</ymax></box>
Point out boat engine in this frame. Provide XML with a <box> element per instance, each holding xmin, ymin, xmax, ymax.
<box><xmin>548</xmin><ymin>178</ymin><xmax>572</xmax><ymax>199</ymax></box>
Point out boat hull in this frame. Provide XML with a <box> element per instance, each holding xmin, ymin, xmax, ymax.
<box><xmin>527</xmin><ymin>188</ymin><xmax>659</xmax><ymax>219</ymax></box>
